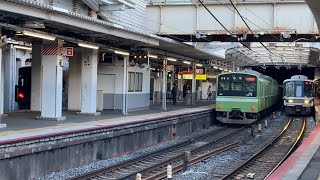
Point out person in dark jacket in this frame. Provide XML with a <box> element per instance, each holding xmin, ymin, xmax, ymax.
<box><xmin>171</xmin><ymin>84</ymin><xmax>177</xmax><ymax>105</ymax></box>
<box><xmin>183</xmin><ymin>84</ymin><xmax>187</xmax><ymax>100</ymax></box>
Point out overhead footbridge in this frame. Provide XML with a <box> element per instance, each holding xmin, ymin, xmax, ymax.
<box><xmin>146</xmin><ymin>0</ymin><xmax>319</xmax><ymax>42</ymax></box>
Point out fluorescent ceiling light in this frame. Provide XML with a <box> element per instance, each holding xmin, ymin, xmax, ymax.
<box><xmin>196</xmin><ymin>63</ymin><xmax>202</xmax><ymax>67</ymax></box>
<box><xmin>150</xmin><ymin>68</ymin><xmax>156</xmax><ymax>70</ymax></box>
<box><xmin>224</xmin><ymin>69</ymin><xmax>228</xmax><ymax>72</ymax></box>
<box><xmin>183</xmin><ymin>61</ymin><xmax>191</xmax><ymax>64</ymax></box>
<box><xmin>229</xmin><ymin>70</ymin><xmax>232</xmax><ymax>72</ymax></box>
<box><xmin>14</xmin><ymin>45</ymin><xmax>32</xmax><ymax>51</ymax></box>
<box><xmin>167</xmin><ymin>57</ymin><xmax>177</xmax><ymax>62</ymax></box>
<box><xmin>148</xmin><ymin>54</ymin><xmax>158</xmax><ymax>59</ymax></box>
<box><xmin>78</xmin><ymin>43</ymin><xmax>99</xmax><ymax>50</ymax></box>
<box><xmin>219</xmin><ymin>67</ymin><xmax>224</xmax><ymax>70</ymax></box>
<box><xmin>213</xmin><ymin>66</ymin><xmax>219</xmax><ymax>69</ymax></box>
<box><xmin>114</xmin><ymin>50</ymin><xmax>129</xmax><ymax>56</ymax></box>
<box><xmin>23</xmin><ymin>30</ymin><xmax>56</xmax><ymax>41</ymax></box>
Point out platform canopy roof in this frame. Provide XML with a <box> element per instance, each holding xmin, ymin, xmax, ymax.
<box><xmin>225</xmin><ymin>42</ymin><xmax>319</xmax><ymax>67</ymax></box>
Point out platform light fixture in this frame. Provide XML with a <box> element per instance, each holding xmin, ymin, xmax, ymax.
<box><xmin>114</xmin><ymin>50</ymin><xmax>130</xmax><ymax>56</ymax></box>
<box><xmin>213</xmin><ymin>66</ymin><xmax>219</xmax><ymax>69</ymax></box>
<box><xmin>196</xmin><ymin>63</ymin><xmax>202</xmax><ymax>67</ymax></box>
<box><xmin>14</xmin><ymin>45</ymin><xmax>32</xmax><ymax>51</ymax></box>
<box><xmin>229</xmin><ymin>70</ymin><xmax>232</xmax><ymax>72</ymax></box>
<box><xmin>148</xmin><ymin>54</ymin><xmax>158</xmax><ymax>59</ymax></box>
<box><xmin>22</xmin><ymin>30</ymin><xmax>56</xmax><ymax>41</ymax></box>
<box><xmin>78</xmin><ymin>42</ymin><xmax>99</xmax><ymax>50</ymax></box>
<box><xmin>167</xmin><ymin>57</ymin><xmax>177</xmax><ymax>62</ymax></box>
<box><xmin>219</xmin><ymin>67</ymin><xmax>223</xmax><ymax>71</ymax></box>
<box><xmin>224</xmin><ymin>69</ymin><xmax>228</xmax><ymax>72</ymax></box>
<box><xmin>183</xmin><ymin>61</ymin><xmax>191</xmax><ymax>65</ymax></box>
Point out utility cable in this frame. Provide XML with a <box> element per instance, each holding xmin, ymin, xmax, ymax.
<box><xmin>198</xmin><ymin>0</ymin><xmax>261</xmax><ymax>65</ymax></box>
<box><xmin>229</xmin><ymin>0</ymin><xmax>279</xmax><ymax>66</ymax></box>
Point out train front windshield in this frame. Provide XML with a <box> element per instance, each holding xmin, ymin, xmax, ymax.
<box><xmin>284</xmin><ymin>81</ymin><xmax>314</xmax><ymax>98</ymax></box>
<box><xmin>217</xmin><ymin>74</ymin><xmax>257</xmax><ymax>97</ymax></box>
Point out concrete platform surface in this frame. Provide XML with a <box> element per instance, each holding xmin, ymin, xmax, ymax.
<box><xmin>0</xmin><ymin>101</ymin><xmax>214</xmax><ymax>144</ymax></box>
<box><xmin>268</xmin><ymin>106</ymin><xmax>320</xmax><ymax>180</ymax></box>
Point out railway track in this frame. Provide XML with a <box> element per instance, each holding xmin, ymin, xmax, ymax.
<box><xmin>70</xmin><ymin>125</ymin><xmax>247</xmax><ymax>180</ymax></box>
<box><xmin>221</xmin><ymin>117</ymin><xmax>306</xmax><ymax>180</ymax></box>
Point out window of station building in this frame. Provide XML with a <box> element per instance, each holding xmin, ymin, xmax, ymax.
<box><xmin>128</xmin><ymin>72</ymin><xmax>143</xmax><ymax>92</ymax></box>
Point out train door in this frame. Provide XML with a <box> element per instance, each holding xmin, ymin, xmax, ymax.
<box><xmin>97</xmin><ymin>74</ymin><xmax>116</xmax><ymax>110</ymax></box>
<box><xmin>296</xmin><ymin>82</ymin><xmax>302</xmax><ymax>98</ymax></box>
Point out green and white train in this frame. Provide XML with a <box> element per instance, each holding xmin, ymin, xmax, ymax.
<box><xmin>216</xmin><ymin>70</ymin><xmax>281</xmax><ymax>124</ymax></box>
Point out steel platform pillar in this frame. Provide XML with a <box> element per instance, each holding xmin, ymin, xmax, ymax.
<box><xmin>191</xmin><ymin>62</ymin><xmax>196</xmax><ymax>105</ymax></box>
<box><xmin>31</xmin><ymin>41</ymin><xmax>42</xmax><ymax>112</ymax></box>
<box><xmin>162</xmin><ymin>58</ymin><xmax>167</xmax><ymax>110</ymax></box>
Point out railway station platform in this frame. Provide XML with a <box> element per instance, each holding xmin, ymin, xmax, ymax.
<box><xmin>0</xmin><ymin>100</ymin><xmax>214</xmax><ymax>137</ymax></box>
<box><xmin>0</xmin><ymin>101</ymin><xmax>215</xmax><ymax>180</ymax></box>
<box><xmin>268</xmin><ymin>105</ymin><xmax>320</xmax><ymax>180</ymax></box>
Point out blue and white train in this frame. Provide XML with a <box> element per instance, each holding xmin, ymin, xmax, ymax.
<box><xmin>283</xmin><ymin>75</ymin><xmax>315</xmax><ymax>116</ymax></box>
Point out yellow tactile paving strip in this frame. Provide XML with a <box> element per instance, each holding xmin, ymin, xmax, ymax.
<box><xmin>0</xmin><ymin>105</ymin><xmax>215</xmax><ymax>137</ymax></box>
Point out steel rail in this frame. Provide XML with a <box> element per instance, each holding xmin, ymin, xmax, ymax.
<box><xmin>220</xmin><ymin>117</ymin><xmax>306</xmax><ymax>180</ymax></box>
<box><xmin>70</xmin><ymin>126</ymin><xmax>246</xmax><ymax>180</ymax></box>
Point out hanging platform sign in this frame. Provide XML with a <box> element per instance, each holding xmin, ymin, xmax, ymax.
<box><xmin>166</xmin><ymin>65</ymin><xmax>174</xmax><ymax>71</ymax></box>
<box><xmin>178</xmin><ymin>74</ymin><xmax>207</xmax><ymax>80</ymax></box>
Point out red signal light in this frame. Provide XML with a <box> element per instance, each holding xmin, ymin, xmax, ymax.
<box><xmin>251</xmin><ymin>106</ymin><xmax>255</xmax><ymax>110</ymax></box>
<box><xmin>18</xmin><ymin>92</ymin><xmax>25</xmax><ymax>99</ymax></box>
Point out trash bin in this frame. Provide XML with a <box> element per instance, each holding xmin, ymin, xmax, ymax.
<box><xmin>185</xmin><ymin>93</ymin><xmax>192</xmax><ymax>105</ymax></box>
<box><xmin>197</xmin><ymin>91</ymin><xmax>201</xmax><ymax>100</ymax></box>
<box><xmin>96</xmin><ymin>90</ymin><xmax>103</xmax><ymax>112</ymax></box>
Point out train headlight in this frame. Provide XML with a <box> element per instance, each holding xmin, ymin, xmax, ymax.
<box><xmin>288</xmin><ymin>99</ymin><xmax>294</xmax><ymax>103</ymax></box>
<box><xmin>304</xmin><ymin>100</ymin><xmax>310</xmax><ymax>104</ymax></box>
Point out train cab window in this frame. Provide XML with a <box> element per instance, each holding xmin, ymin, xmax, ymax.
<box><xmin>284</xmin><ymin>82</ymin><xmax>294</xmax><ymax>97</ymax></box>
<box><xmin>304</xmin><ymin>82</ymin><xmax>314</xmax><ymax>97</ymax></box>
<box><xmin>218</xmin><ymin>74</ymin><xmax>257</xmax><ymax>97</ymax></box>
<box><xmin>284</xmin><ymin>81</ymin><xmax>314</xmax><ymax>98</ymax></box>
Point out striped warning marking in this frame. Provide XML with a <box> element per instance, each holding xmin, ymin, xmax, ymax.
<box><xmin>42</xmin><ymin>44</ymin><xmax>62</xmax><ymax>56</ymax></box>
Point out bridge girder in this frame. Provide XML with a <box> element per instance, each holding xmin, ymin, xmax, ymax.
<box><xmin>146</xmin><ymin>1</ymin><xmax>318</xmax><ymax>42</ymax></box>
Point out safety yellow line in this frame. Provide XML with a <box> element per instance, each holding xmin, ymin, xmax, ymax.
<box><xmin>0</xmin><ymin>105</ymin><xmax>215</xmax><ymax>137</ymax></box>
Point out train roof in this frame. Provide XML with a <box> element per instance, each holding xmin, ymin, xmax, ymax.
<box><xmin>283</xmin><ymin>75</ymin><xmax>313</xmax><ymax>83</ymax></box>
<box><xmin>218</xmin><ymin>69</ymin><xmax>275</xmax><ymax>81</ymax></box>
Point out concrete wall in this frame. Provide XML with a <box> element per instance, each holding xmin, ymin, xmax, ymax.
<box><xmin>98</xmin><ymin>59</ymin><xmax>150</xmax><ymax>111</ymax></box>
<box><xmin>0</xmin><ymin>110</ymin><xmax>215</xmax><ymax>180</ymax></box>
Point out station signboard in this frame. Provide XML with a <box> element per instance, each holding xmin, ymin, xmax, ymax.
<box><xmin>178</xmin><ymin>74</ymin><xmax>207</xmax><ymax>80</ymax></box>
<box><xmin>166</xmin><ymin>65</ymin><xmax>174</xmax><ymax>71</ymax></box>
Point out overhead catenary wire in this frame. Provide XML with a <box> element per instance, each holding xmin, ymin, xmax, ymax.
<box><xmin>198</xmin><ymin>0</ymin><xmax>283</xmax><ymax>64</ymax></box>
<box><xmin>217</xmin><ymin>0</ymin><xmax>306</xmax><ymax>66</ymax></box>
<box><xmin>228</xmin><ymin>0</ymin><xmax>279</xmax><ymax>66</ymax></box>
<box><xmin>197</xmin><ymin>0</ymin><xmax>261</xmax><ymax>66</ymax></box>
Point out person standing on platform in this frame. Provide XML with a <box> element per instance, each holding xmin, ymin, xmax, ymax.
<box><xmin>171</xmin><ymin>84</ymin><xmax>177</xmax><ymax>105</ymax></box>
<box><xmin>183</xmin><ymin>84</ymin><xmax>187</xmax><ymax>100</ymax></box>
<box><xmin>207</xmin><ymin>86</ymin><xmax>212</xmax><ymax>100</ymax></box>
